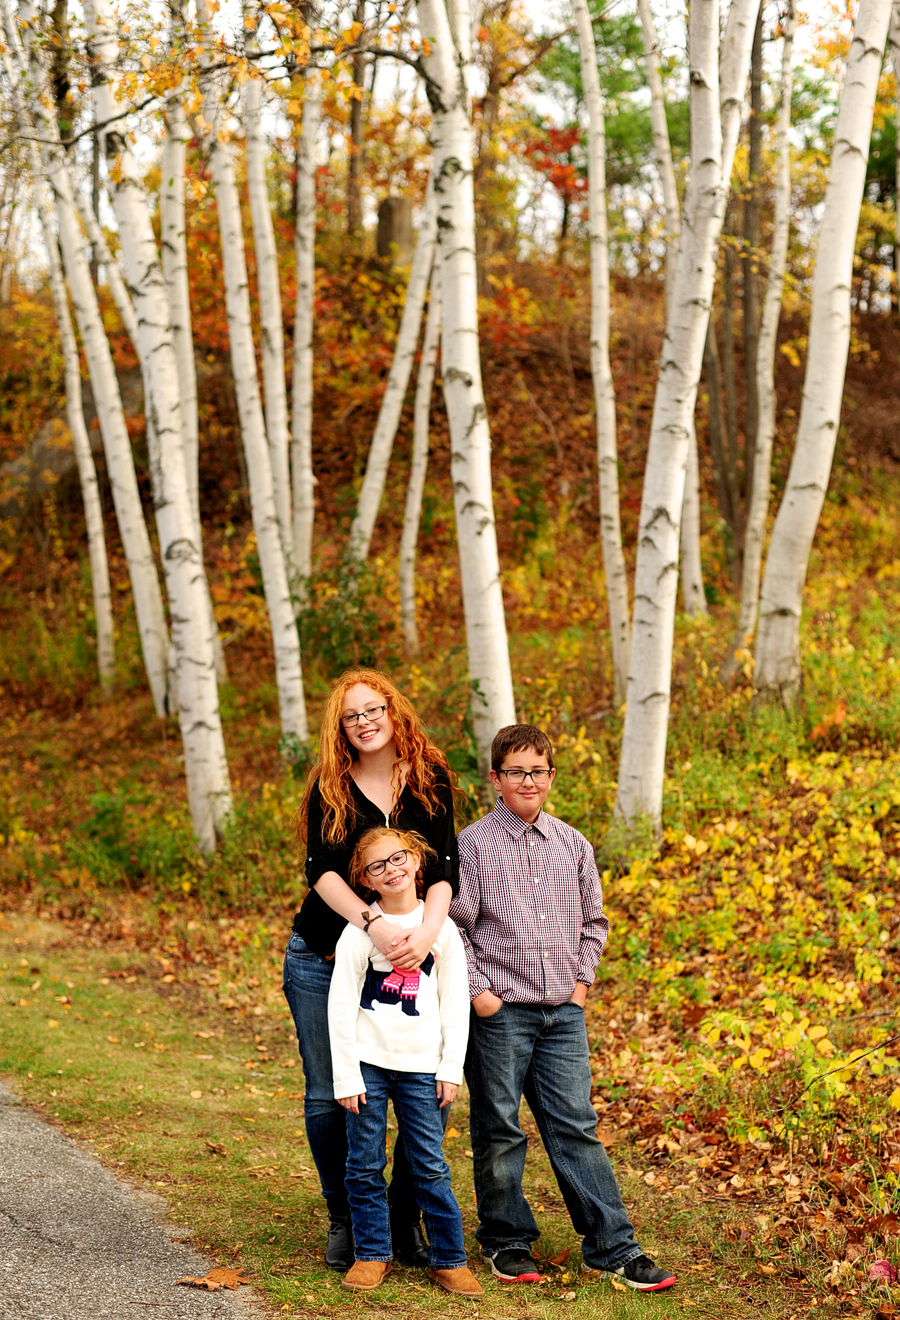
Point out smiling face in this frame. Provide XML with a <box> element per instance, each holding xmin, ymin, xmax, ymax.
<box><xmin>360</xmin><ymin>832</ymin><xmax>422</xmax><ymax>914</ymax></box>
<box><xmin>340</xmin><ymin>682</ymin><xmax>395</xmax><ymax>757</ymax></box>
<box><xmin>489</xmin><ymin>747</ymin><xmax>555</xmax><ymax>823</ymax></box>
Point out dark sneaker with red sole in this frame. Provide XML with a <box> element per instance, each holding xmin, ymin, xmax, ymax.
<box><xmin>483</xmin><ymin>1250</ymin><xmax>542</xmax><ymax>1283</ymax></box>
<box><xmin>605</xmin><ymin>1255</ymin><xmax>675</xmax><ymax>1291</ymax></box>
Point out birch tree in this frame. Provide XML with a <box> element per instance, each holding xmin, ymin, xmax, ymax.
<box><xmin>572</xmin><ymin>0</ymin><xmax>630</xmax><ymax>701</ymax></box>
<box><xmin>890</xmin><ymin>3</ymin><xmax>900</xmax><ymax>323</ymax></box>
<box><xmin>84</xmin><ymin>0</ymin><xmax>233</xmax><ymax>850</ymax></box>
<box><xmin>637</xmin><ymin>0</ymin><xmax>707</xmax><ymax>620</ymax></box>
<box><xmin>246</xmin><ymin>70</ymin><xmax>294</xmax><ymax>564</ymax></box>
<box><xmin>753</xmin><ymin>0</ymin><xmax>892</xmax><ymax>705</ymax></box>
<box><xmin>3</xmin><ymin>0</ymin><xmax>170</xmax><ymax>717</ymax></box>
<box><xmin>616</xmin><ymin>0</ymin><xmax>758</xmax><ymax>829</ymax></box>
<box><xmin>198</xmin><ymin>3</ymin><xmax>308</xmax><ymax>740</ymax></box>
<box><xmin>400</xmin><ymin>261</ymin><xmax>441</xmax><ymax>656</ymax></box>
<box><xmin>291</xmin><ymin>58</ymin><xmax>321</xmax><ymax>595</ymax></box>
<box><xmin>8</xmin><ymin>61</ymin><xmax>115</xmax><ymax>691</ymax></box>
<box><xmin>346</xmin><ymin>185</ymin><xmax>437</xmax><ymax>567</ymax></box>
<box><xmin>416</xmin><ymin>0</ymin><xmax>517</xmax><ymax>775</ymax></box>
<box><xmin>722</xmin><ymin>2</ymin><xmax>794</xmax><ymax>680</ymax></box>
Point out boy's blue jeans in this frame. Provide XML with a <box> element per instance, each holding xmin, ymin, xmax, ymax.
<box><xmin>346</xmin><ymin>1063</ymin><xmax>467</xmax><ymax>1269</ymax></box>
<box><xmin>282</xmin><ymin>934</ymin><xmax>425</xmax><ymax>1224</ymax></box>
<box><xmin>465</xmin><ymin>1000</ymin><xmax>642</xmax><ymax>1272</ymax></box>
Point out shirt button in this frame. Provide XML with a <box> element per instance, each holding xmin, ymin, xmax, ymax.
<box><xmin>542</xmin><ymin>950</ymin><xmax>548</xmax><ymax>957</ymax></box>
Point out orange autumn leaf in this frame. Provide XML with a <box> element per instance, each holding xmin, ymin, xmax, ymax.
<box><xmin>176</xmin><ymin>1267</ymin><xmax>251</xmax><ymax>1291</ymax></box>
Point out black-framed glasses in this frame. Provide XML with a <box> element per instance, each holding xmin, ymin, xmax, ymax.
<box><xmin>498</xmin><ymin>768</ymin><xmax>553</xmax><ymax>784</ymax></box>
<box><xmin>341</xmin><ymin>704</ymin><xmax>387</xmax><ymax>728</ymax></box>
<box><xmin>364</xmin><ymin>849</ymin><xmax>410</xmax><ymax>878</ymax></box>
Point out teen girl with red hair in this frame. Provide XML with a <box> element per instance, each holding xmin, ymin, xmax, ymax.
<box><xmin>283</xmin><ymin>668</ymin><xmax>459</xmax><ymax>1272</ymax></box>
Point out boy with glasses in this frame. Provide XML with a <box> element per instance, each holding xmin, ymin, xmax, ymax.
<box><xmin>450</xmin><ymin>724</ymin><xmax>674</xmax><ymax>1292</ymax></box>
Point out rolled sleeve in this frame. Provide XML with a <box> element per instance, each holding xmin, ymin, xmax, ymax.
<box><xmin>304</xmin><ymin>784</ymin><xmax>352</xmax><ymax>885</ymax></box>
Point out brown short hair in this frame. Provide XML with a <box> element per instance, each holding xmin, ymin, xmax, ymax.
<box><xmin>348</xmin><ymin>827</ymin><xmax>436</xmax><ymax>902</ymax></box>
<box><xmin>491</xmin><ymin>724</ymin><xmax>555</xmax><ymax>772</ymax></box>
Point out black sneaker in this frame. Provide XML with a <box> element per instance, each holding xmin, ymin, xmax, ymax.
<box><xmin>325</xmin><ymin>1218</ymin><xmax>355</xmax><ymax>1271</ymax></box>
<box><xmin>392</xmin><ymin>1221</ymin><xmax>430</xmax><ymax>1268</ymax></box>
<box><xmin>608</xmin><ymin>1255</ymin><xmax>675</xmax><ymax>1291</ymax></box>
<box><xmin>483</xmin><ymin>1249</ymin><xmax>542</xmax><ymax>1283</ymax></box>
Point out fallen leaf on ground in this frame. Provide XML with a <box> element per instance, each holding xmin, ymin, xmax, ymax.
<box><xmin>547</xmin><ymin>1249</ymin><xmax>571</xmax><ymax>1267</ymax></box>
<box><xmin>610</xmin><ymin>1275</ymin><xmax>627</xmax><ymax>1291</ymax></box>
<box><xmin>870</xmin><ymin>1260</ymin><xmax>899</xmax><ymax>1284</ymax></box>
<box><xmin>177</xmin><ymin>1267</ymin><xmax>251</xmax><ymax>1291</ymax></box>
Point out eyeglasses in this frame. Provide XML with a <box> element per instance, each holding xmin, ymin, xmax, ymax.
<box><xmin>341</xmin><ymin>704</ymin><xmax>387</xmax><ymax>728</ymax></box>
<box><xmin>364</xmin><ymin>849</ymin><xmax>410</xmax><ymax>878</ymax></box>
<box><xmin>498</xmin><ymin>768</ymin><xmax>553</xmax><ymax>784</ymax></box>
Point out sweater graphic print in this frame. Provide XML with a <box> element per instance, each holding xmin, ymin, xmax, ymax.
<box><xmin>361</xmin><ymin>953</ymin><xmax>435</xmax><ymax>1017</ymax></box>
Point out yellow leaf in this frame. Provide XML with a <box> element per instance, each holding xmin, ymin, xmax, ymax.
<box><xmin>190</xmin><ymin>1090</ymin><xmax>203</xmax><ymax>1099</ymax></box>
<box><xmin>807</xmin><ymin>1025</ymin><xmax>828</xmax><ymax>1041</ymax></box>
<box><xmin>887</xmin><ymin>1087</ymin><xmax>900</xmax><ymax>1111</ymax></box>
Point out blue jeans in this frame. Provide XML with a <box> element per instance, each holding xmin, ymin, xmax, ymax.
<box><xmin>346</xmin><ymin>1064</ymin><xmax>466</xmax><ymax>1269</ymax></box>
<box><xmin>465</xmin><ymin>1001</ymin><xmax>641</xmax><ymax>1272</ymax></box>
<box><xmin>281</xmin><ymin>933</ymin><xmax>426</xmax><ymax>1224</ymax></box>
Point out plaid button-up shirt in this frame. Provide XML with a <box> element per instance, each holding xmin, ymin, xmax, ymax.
<box><xmin>450</xmin><ymin>798</ymin><xmax>610</xmax><ymax>1006</ymax></box>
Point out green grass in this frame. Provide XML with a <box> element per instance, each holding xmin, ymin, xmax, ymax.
<box><xmin>0</xmin><ymin>911</ymin><xmax>855</xmax><ymax>1319</ymax></box>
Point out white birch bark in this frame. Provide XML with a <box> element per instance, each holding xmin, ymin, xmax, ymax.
<box><xmin>723</xmin><ymin>4</ymin><xmax>795</xmax><ymax>676</ymax></box>
<box><xmin>198</xmin><ymin>9</ymin><xmax>308</xmax><ymax>740</ymax></box>
<box><xmin>400</xmin><ymin>260</ymin><xmax>441</xmax><ymax>656</ymax></box>
<box><xmin>753</xmin><ymin>0</ymin><xmax>891</xmax><ymax>704</ymax></box>
<box><xmin>616</xmin><ymin>0</ymin><xmax>724</xmax><ymax>828</ymax></box>
<box><xmin>615</xmin><ymin>0</ymin><xmax>759</xmax><ymax>827</ymax></box>
<box><xmin>245</xmin><ymin>72</ymin><xmax>294</xmax><ymax>565</ymax></box>
<box><xmin>161</xmin><ymin>100</ymin><xmax>200</xmax><ymax>532</ymax></box>
<box><xmin>3</xmin><ymin>0</ymin><xmax>170</xmax><ymax>717</ymax></box>
<box><xmin>72</xmin><ymin>187</ymin><xmax>140</xmax><ymax>347</ymax></box>
<box><xmin>416</xmin><ymin>0</ymin><xmax>516</xmax><ymax>775</ymax></box>
<box><xmin>637</xmin><ymin>0</ymin><xmax>707</xmax><ymax>618</ymax></box>
<box><xmin>347</xmin><ymin>184</ymin><xmax>437</xmax><ymax>566</ymax></box>
<box><xmin>890</xmin><ymin>4</ymin><xmax>900</xmax><ymax>320</ymax></box>
<box><xmin>85</xmin><ymin>0</ymin><xmax>232</xmax><ymax>850</ymax></box>
<box><xmin>573</xmin><ymin>0</ymin><xmax>631</xmax><ymax>701</ymax></box>
<box><xmin>10</xmin><ymin>64</ymin><xmax>116</xmax><ymax>690</ymax></box>
<box><xmin>290</xmin><ymin>63</ymin><xmax>321</xmax><ymax>596</ymax></box>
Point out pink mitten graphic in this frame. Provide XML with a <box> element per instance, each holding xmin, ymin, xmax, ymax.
<box><xmin>381</xmin><ymin>968</ymin><xmax>404</xmax><ymax>994</ymax></box>
<box><xmin>398</xmin><ymin>970</ymin><xmax>420</xmax><ymax>1000</ymax></box>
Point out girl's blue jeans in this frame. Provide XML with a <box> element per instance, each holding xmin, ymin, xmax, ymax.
<box><xmin>346</xmin><ymin>1063</ymin><xmax>466</xmax><ymax>1268</ymax></box>
<box><xmin>282</xmin><ymin>932</ymin><xmax>436</xmax><ymax>1225</ymax></box>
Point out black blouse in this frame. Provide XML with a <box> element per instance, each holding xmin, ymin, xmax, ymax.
<box><xmin>292</xmin><ymin>766</ymin><xmax>459</xmax><ymax>958</ymax></box>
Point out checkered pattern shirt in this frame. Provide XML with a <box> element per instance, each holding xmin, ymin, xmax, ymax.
<box><xmin>450</xmin><ymin>798</ymin><xmax>609</xmax><ymax>1006</ymax></box>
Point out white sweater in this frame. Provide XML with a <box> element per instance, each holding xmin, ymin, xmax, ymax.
<box><xmin>328</xmin><ymin>903</ymin><xmax>470</xmax><ymax>1100</ymax></box>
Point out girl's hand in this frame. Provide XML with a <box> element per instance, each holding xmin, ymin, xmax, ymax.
<box><xmin>338</xmin><ymin>1093</ymin><xmax>367</xmax><ymax>1114</ymax></box>
<box><xmin>386</xmin><ymin>924</ymin><xmax>437</xmax><ymax>971</ymax></box>
<box><xmin>436</xmin><ymin>1080</ymin><xmax>458</xmax><ymax>1108</ymax></box>
<box><xmin>367</xmin><ymin>916</ymin><xmax>399</xmax><ymax>960</ymax></box>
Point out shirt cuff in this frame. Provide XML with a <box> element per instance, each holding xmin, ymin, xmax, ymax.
<box><xmin>333</xmin><ymin>1073</ymin><xmax>365</xmax><ymax>1100</ymax></box>
<box><xmin>576</xmin><ymin>961</ymin><xmax>598</xmax><ymax>988</ymax></box>
<box><xmin>467</xmin><ymin>969</ymin><xmax>493</xmax><ymax>999</ymax></box>
<box><xmin>435</xmin><ymin>1063</ymin><xmax>464</xmax><ymax>1086</ymax></box>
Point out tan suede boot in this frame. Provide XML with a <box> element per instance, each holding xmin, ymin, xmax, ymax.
<box><xmin>342</xmin><ymin>1260</ymin><xmax>392</xmax><ymax>1292</ymax></box>
<box><xmin>427</xmin><ymin>1266</ymin><xmax>484</xmax><ymax>1297</ymax></box>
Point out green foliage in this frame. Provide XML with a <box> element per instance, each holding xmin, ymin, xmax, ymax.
<box><xmin>296</xmin><ymin>561</ymin><xmax>393</xmax><ymax>679</ymax></box>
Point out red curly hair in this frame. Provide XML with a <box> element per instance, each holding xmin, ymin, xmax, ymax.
<box><xmin>297</xmin><ymin>668</ymin><xmax>454</xmax><ymax>847</ymax></box>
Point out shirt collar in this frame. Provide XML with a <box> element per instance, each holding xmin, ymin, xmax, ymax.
<box><xmin>493</xmin><ymin>796</ymin><xmax>550</xmax><ymax>838</ymax></box>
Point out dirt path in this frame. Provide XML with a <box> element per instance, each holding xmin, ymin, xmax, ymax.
<box><xmin>0</xmin><ymin>1079</ymin><xmax>265</xmax><ymax>1320</ymax></box>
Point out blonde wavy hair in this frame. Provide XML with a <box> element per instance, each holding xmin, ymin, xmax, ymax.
<box><xmin>348</xmin><ymin>827</ymin><xmax>436</xmax><ymax>902</ymax></box>
<box><xmin>296</xmin><ymin>668</ymin><xmax>454</xmax><ymax>847</ymax></box>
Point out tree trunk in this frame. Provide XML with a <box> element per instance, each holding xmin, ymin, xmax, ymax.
<box><xmin>14</xmin><ymin>85</ymin><xmax>115</xmax><ymax>690</ymax></box>
<box><xmin>416</xmin><ymin>0</ymin><xmax>517</xmax><ymax>779</ymax></box>
<box><xmin>616</xmin><ymin>0</ymin><xmax>758</xmax><ymax>829</ymax></box>
<box><xmin>753</xmin><ymin>0</ymin><xmax>891</xmax><ymax>706</ymax></box>
<box><xmin>637</xmin><ymin>0</ymin><xmax>707</xmax><ymax>618</ymax></box>
<box><xmin>3</xmin><ymin>0</ymin><xmax>171</xmax><ymax>717</ymax></box>
<box><xmin>890</xmin><ymin>5</ymin><xmax>900</xmax><ymax>329</ymax></box>
<box><xmin>198</xmin><ymin>7</ymin><xmax>308</xmax><ymax>742</ymax></box>
<box><xmin>681</xmin><ymin>423</ymin><xmax>708</xmax><ymax>616</ymax></box>
<box><xmin>291</xmin><ymin>59</ymin><xmax>321</xmax><ymax>597</ymax></box>
<box><xmin>400</xmin><ymin>261</ymin><xmax>441</xmax><ymax>656</ymax></box>
<box><xmin>742</xmin><ymin>3</ymin><xmax>763</xmax><ymax>514</ymax></box>
<box><xmin>722</xmin><ymin>2</ymin><xmax>794</xmax><ymax>680</ymax></box>
<box><xmin>245</xmin><ymin>72</ymin><xmax>294</xmax><ymax>566</ymax></box>
<box><xmin>347</xmin><ymin>0</ymin><xmax>366</xmax><ymax>237</ymax></box>
<box><xmin>73</xmin><ymin>186</ymin><xmax>140</xmax><ymax>346</ymax></box>
<box><xmin>161</xmin><ymin>100</ymin><xmax>200</xmax><ymax>532</ymax></box>
<box><xmin>637</xmin><ymin>0</ymin><xmax>680</xmax><ymax>300</ymax></box>
<box><xmin>85</xmin><ymin>0</ymin><xmax>233</xmax><ymax>851</ymax></box>
<box><xmin>573</xmin><ymin>0</ymin><xmax>631</xmax><ymax>700</ymax></box>
<box><xmin>347</xmin><ymin>185</ymin><xmax>437</xmax><ymax>567</ymax></box>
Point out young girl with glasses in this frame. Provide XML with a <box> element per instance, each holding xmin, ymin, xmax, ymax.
<box><xmin>328</xmin><ymin>827</ymin><xmax>480</xmax><ymax>1297</ymax></box>
<box><xmin>283</xmin><ymin>669</ymin><xmax>460</xmax><ymax>1272</ymax></box>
